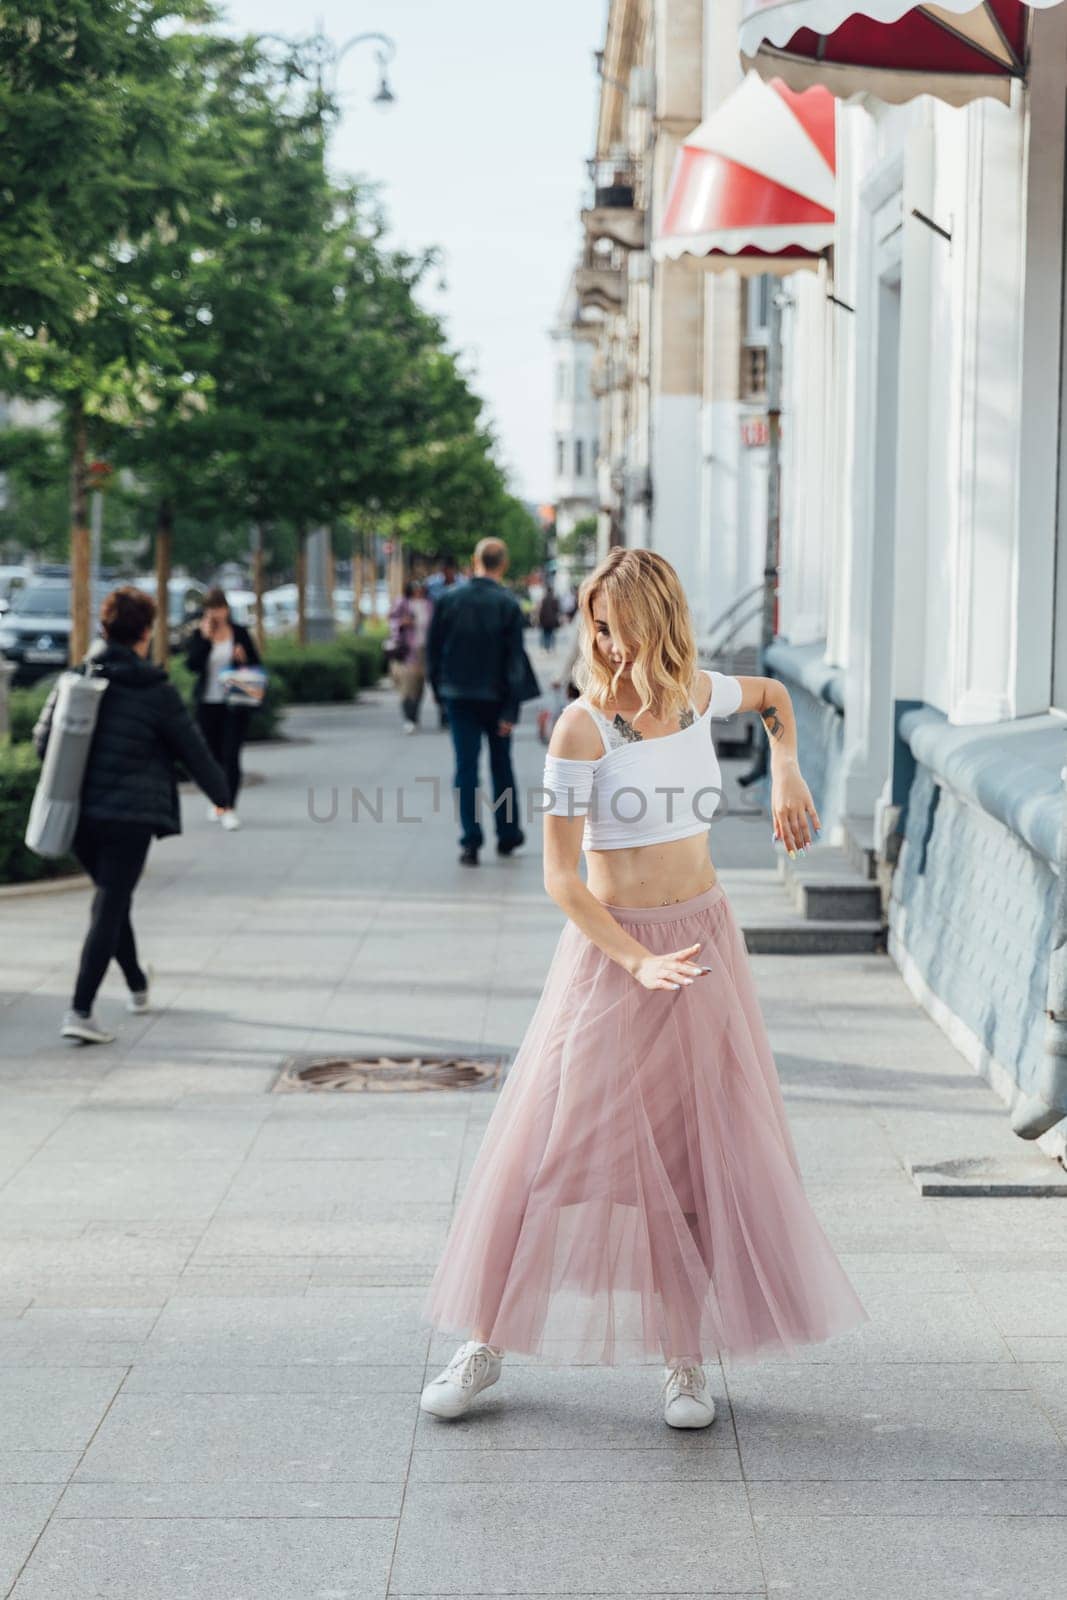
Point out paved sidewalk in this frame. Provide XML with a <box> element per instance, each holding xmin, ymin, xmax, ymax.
<box><xmin>2</xmin><ymin>648</ymin><xmax>1066</xmax><ymax>1598</ymax></box>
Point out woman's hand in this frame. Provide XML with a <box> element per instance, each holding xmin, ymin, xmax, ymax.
<box><xmin>233</xmin><ymin>643</ymin><xmax>247</xmax><ymax>665</ymax></box>
<box><xmin>771</xmin><ymin>760</ymin><xmax>820</xmax><ymax>854</ymax></box>
<box><xmin>631</xmin><ymin>942</ymin><xmax>710</xmax><ymax>992</ymax></box>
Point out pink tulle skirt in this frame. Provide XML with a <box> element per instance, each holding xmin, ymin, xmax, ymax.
<box><xmin>424</xmin><ymin>882</ymin><xmax>869</xmax><ymax>1365</ymax></box>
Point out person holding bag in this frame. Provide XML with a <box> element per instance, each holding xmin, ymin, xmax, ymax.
<box><xmin>185</xmin><ymin>587</ymin><xmax>261</xmax><ymax>832</ymax></box>
<box><xmin>33</xmin><ymin>586</ymin><xmax>229</xmax><ymax>1044</ymax></box>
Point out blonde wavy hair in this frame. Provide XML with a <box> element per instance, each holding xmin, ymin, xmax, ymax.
<box><xmin>575</xmin><ymin>548</ymin><xmax>698</xmax><ymax>722</ymax></box>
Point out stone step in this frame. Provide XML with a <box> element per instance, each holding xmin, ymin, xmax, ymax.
<box><xmin>718</xmin><ymin>867</ymin><xmax>885</xmax><ymax>955</ymax></box>
<box><xmin>741</xmin><ymin>920</ymin><xmax>885</xmax><ymax>955</ymax></box>
<box><xmin>777</xmin><ymin>847</ymin><xmax>884</xmax><ymax>922</ymax></box>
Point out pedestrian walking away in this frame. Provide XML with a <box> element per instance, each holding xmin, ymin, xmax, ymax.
<box><xmin>537</xmin><ymin>586</ymin><xmax>561</xmax><ymax>653</ymax></box>
<box><xmin>427</xmin><ymin>536</ymin><xmax>538</xmax><ymax>866</ymax></box>
<box><xmin>32</xmin><ymin>586</ymin><xmax>230</xmax><ymax>1045</ymax></box>
<box><xmin>185</xmin><ymin>586</ymin><xmax>261</xmax><ymax>830</ymax></box>
<box><xmin>421</xmin><ymin>547</ymin><xmax>868</xmax><ymax>1428</ymax></box>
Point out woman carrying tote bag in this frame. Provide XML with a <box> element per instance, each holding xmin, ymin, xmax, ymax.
<box><xmin>33</xmin><ymin>586</ymin><xmax>229</xmax><ymax>1044</ymax></box>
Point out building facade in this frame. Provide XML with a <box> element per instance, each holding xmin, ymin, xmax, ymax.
<box><xmin>762</xmin><ymin>13</ymin><xmax>1067</xmax><ymax>1153</ymax></box>
<box><xmin>549</xmin><ymin>271</ymin><xmax>600</xmax><ymax>588</ymax></box>
<box><xmin>570</xmin><ymin>0</ymin><xmax>1067</xmax><ymax>1153</ymax></box>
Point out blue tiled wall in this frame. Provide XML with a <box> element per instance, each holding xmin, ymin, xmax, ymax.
<box><xmin>891</xmin><ymin>760</ymin><xmax>1055</xmax><ymax>1100</ymax></box>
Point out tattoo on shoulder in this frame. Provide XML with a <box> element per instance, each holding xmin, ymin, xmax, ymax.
<box><xmin>762</xmin><ymin>704</ymin><xmax>785</xmax><ymax>740</ymax></box>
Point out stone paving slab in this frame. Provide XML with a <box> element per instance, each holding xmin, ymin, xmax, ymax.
<box><xmin>390</xmin><ymin>1482</ymin><xmax>763</xmax><ymax>1595</ymax></box>
<box><xmin>750</xmin><ymin>1506</ymin><xmax>1067</xmax><ymax>1600</ymax></box>
<box><xmin>8</xmin><ymin>1515</ymin><xmax>398</xmax><ymax>1600</ymax></box>
<box><xmin>73</xmin><ymin>1390</ymin><xmax>419</xmax><ymax>1484</ymax></box>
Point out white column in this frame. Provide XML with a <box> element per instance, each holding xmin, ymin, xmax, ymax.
<box><xmin>841</xmin><ymin>150</ymin><xmax>905</xmax><ymax>822</ymax></box>
<box><xmin>1012</xmin><ymin>8</ymin><xmax>1067</xmax><ymax>717</ymax></box>
<box><xmin>946</xmin><ymin>97</ymin><xmax>1026</xmax><ymax>726</ymax></box>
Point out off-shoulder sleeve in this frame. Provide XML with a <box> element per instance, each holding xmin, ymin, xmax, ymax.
<box><xmin>707</xmin><ymin>670</ymin><xmax>743</xmax><ymax>718</ymax></box>
<box><xmin>541</xmin><ymin>753</ymin><xmax>596</xmax><ymax>817</ymax></box>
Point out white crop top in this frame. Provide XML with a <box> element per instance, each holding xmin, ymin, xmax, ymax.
<box><xmin>541</xmin><ymin>669</ymin><xmax>744</xmax><ymax>851</ymax></box>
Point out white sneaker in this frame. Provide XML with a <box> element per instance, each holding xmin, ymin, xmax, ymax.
<box><xmin>420</xmin><ymin>1341</ymin><xmax>503</xmax><ymax>1419</ymax></box>
<box><xmin>403</xmin><ymin>720</ymin><xmax>416</xmax><ymax>735</ymax></box>
<box><xmin>207</xmin><ymin>804</ymin><xmax>222</xmax><ymax>822</ymax></box>
<box><xmin>220</xmin><ymin>811</ymin><xmax>241</xmax><ymax>831</ymax></box>
<box><xmin>127</xmin><ymin>964</ymin><xmax>153</xmax><ymax>1014</ymax></box>
<box><xmin>60</xmin><ymin>1010</ymin><xmax>115</xmax><ymax>1045</ymax></box>
<box><xmin>663</xmin><ymin>1364</ymin><xmax>716</xmax><ymax>1429</ymax></box>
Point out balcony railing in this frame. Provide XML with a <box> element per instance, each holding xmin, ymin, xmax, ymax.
<box><xmin>582</xmin><ymin>156</ymin><xmax>646</xmax><ymax>252</ymax></box>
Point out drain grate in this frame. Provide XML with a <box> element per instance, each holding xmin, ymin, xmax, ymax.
<box><xmin>273</xmin><ymin>1053</ymin><xmax>507</xmax><ymax>1094</ymax></box>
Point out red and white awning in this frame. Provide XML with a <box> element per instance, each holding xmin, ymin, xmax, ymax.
<box><xmin>654</xmin><ymin>73</ymin><xmax>835</xmax><ymax>274</ymax></box>
<box><xmin>739</xmin><ymin>0</ymin><xmax>1059</xmax><ymax>106</ymax></box>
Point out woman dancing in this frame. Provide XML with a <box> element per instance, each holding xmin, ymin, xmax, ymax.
<box><xmin>421</xmin><ymin>548</ymin><xmax>867</xmax><ymax>1428</ymax></box>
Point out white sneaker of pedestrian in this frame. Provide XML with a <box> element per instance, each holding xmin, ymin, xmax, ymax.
<box><xmin>662</xmin><ymin>1364</ymin><xmax>716</xmax><ymax>1429</ymax></box>
<box><xmin>221</xmin><ymin>811</ymin><xmax>241</xmax><ymax>831</ymax></box>
<box><xmin>127</xmin><ymin>963</ymin><xmax>154</xmax><ymax>1014</ymax></box>
<box><xmin>60</xmin><ymin>1011</ymin><xmax>115</xmax><ymax>1045</ymax></box>
<box><xmin>420</xmin><ymin>1341</ymin><xmax>503</xmax><ymax>1419</ymax></box>
<box><xmin>403</xmin><ymin>720</ymin><xmax>416</xmax><ymax>735</ymax></box>
<box><xmin>207</xmin><ymin>804</ymin><xmax>223</xmax><ymax>822</ymax></box>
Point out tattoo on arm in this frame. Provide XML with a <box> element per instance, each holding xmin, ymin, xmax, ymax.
<box><xmin>762</xmin><ymin>704</ymin><xmax>785</xmax><ymax>741</ymax></box>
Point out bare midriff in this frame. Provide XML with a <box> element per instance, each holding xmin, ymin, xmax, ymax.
<box><xmin>584</xmin><ymin>830</ymin><xmax>718</xmax><ymax>910</ymax></box>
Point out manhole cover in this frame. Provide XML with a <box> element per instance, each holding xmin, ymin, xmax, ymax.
<box><xmin>273</xmin><ymin>1053</ymin><xmax>507</xmax><ymax>1093</ymax></box>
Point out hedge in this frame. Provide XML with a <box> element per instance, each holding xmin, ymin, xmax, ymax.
<box><xmin>331</xmin><ymin>628</ymin><xmax>386</xmax><ymax>690</ymax></box>
<box><xmin>8</xmin><ymin>678</ymin><xmax>54</xmax><ymax>746</ymax></box>
<box><xmin>261</xmin><ymin>639</ymin><xmax>359</xmax><ymax>703</ymax></box>
<box><xmin>0</xmin><ymin>740</ymin><xmax>78</xmax><ymax>885</ymax></box>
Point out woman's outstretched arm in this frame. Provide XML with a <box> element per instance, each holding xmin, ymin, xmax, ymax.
<box><xmin>736</xmin><ymin>676</ymin><xmax>820</xmax><ymax>855</ymax></box>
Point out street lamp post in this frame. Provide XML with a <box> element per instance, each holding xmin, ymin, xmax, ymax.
<box><xmin>259</xmin><ymin>27</ymin><xmax>398</xmax><ymax>645</ymax></box>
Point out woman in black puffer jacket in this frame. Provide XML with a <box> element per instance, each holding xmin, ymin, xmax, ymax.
<box><xmin>33</xmin><ymin>586</ymin><xmax>229</xmax><ymax>1044</ymax></box>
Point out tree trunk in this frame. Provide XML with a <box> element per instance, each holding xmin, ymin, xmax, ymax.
<box><xmin>296</xmin><ymin>529</ymin><xmax>307</xmax><ymax>646</ymax></box>
<box><xmin>153</xmin><ymin>500</ymin><xmax>173</xmax><ymax>667</ymax></box>
<box><xmin>352</xmin><ymin>527</ymin><xmax>364</xmax><ymax>633</ymax></box>
<box><xmin>69</xmin><ymin>399</ymin><xmax>91</xmax><ymax>664</ymax></box>
<box><xmin>252</xmin><ymin>523</ymin><xmax>266</xmax><ymax>656</ymax></box>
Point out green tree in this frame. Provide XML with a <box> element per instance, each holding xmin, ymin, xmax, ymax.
<box><xmin>0</xmin><ymin>0</ymin><xmax>215</xmax><ymax>656</ymax></box>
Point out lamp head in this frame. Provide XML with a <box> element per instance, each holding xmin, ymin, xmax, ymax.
<box><xmin>373</xmin><ymin>57</ymin><xmax>395</xmax><ymax>106</ymax></box>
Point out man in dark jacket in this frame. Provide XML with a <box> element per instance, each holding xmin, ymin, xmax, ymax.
<box><xmin>427</xmin><ymin>537</ymin><xmax>533</xmax><ymax>866</ymax></box>
<box><xmin>34</xmin><ymin>586</ymin><xmax>229</xmax><ymax>1044</ymax></box>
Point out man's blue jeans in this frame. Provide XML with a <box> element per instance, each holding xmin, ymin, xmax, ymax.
<box><xmin>444</xmin><ymin>697</ymin><xmax>522</xmax><ymax>851</ymax></box>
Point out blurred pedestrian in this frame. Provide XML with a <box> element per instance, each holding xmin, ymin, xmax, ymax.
<box><xmin>427</xmin><ymin>537</ymin><xmax>534</xmax><ymax>866</ymax></box>
<box><xmin>424</xmin><ymin>557</ymin><xmax>463</xmax><ymax>604</ymax></box>
<box><xmin>561</xmin><ymin>585</ymin><xmax>579</xmax><ymax>622</ymax></box>
<box><xmin>537</xmin><ymin>587</ymin><xmax>561</xmax><ymax>653</ymax></box>
<box><xmin>33</xmin><ymin>586</ymin><xmax>229</xmax><ymax>1044</ymax></box>
<box><xmin>386</xmin><ymin>581</ymin><xmax>432</xmax><ymax>733</ymax></box>
<box><xmin>185</xmin><ymin>586</ymin><xmax>260</xmax><ymax>832</ymax></box>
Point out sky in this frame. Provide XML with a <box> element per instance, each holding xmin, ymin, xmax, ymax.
<box><xmin>219</xmin><ymin>0</ymin><xmax>608</xmax><ymax>503</ymax></box>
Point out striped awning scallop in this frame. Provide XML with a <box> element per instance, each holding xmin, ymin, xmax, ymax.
<box><xmin>654</xmin><ymin>72</ymin><xmax>835</xmax><ymax>274</ymax></box>
<box><xmin>739</xmin><ymin>0</ymin><xmax>1059</xmax><ymax>106</ymax></box>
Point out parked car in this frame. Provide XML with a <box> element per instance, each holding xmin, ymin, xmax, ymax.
<box><xmin>0</xmin><ymin>578</ymin><xmax>109</xmax><ymax>684</ymax></box>
<box><xmin>0</xmin><ymin>565</ymin><xmax>32</xmax><ymax>617</ymax></box>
